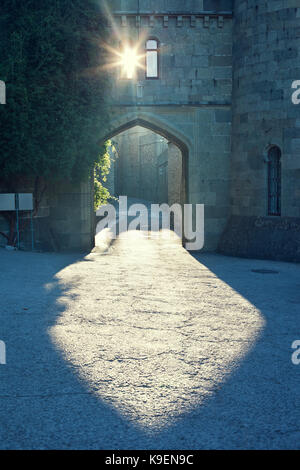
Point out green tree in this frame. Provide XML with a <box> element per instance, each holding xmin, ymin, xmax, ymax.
<box><xmin>0</xmin><ymin>0</ymin><xmax>111</xmax><ymax>245</ymax></box>
<box><xmin>94</xmin><ymin>140</ymin><xmax>114</xmax><ymax>211</ymax></box>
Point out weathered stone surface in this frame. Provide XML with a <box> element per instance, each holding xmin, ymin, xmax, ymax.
<box><xmin>112</xmin><ymin>126</ymin><xmax>170</xmax><ymax>203</ymax></box>
<box><xmin>219</xmin><ymin>216</ymin><xmax>300</xmax><ymax>262</ymax></box>
<box><xmin>231</xmin><ymin>1</ymin><xmax>300</xmax><ymax>229</ymax></box>
<box><xmin>109</xmin><ymin>0</ymin><xmax>233</xmax><ymax>13</ymax></box>
<box><xmin>1</xmin><ymin>234</ymin><xmax>300</xmax><ymax>448</ymax></box>
<box><xmin>168</xmin><ymin>142</ymin><xmax>183</xmax><ymax>205</ymax></box>
<box><xmin>2</xmin><ymin>1</ymin><xmax>299</xmax><ymax>260</ymax></box>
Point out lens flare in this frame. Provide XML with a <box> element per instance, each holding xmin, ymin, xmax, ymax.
<box><xmin>121</xmin><ymin>47</ymin><xmax>140</xmax><ymax>79</ymax></box>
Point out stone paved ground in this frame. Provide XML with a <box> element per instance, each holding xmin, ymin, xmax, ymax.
<box><xmin>0</xmin><ymin>231</ymin><xmax>299</xmax><ymax>449</ymax></box>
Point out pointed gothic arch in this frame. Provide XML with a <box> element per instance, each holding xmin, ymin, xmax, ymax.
<box><xmin>100</xmin><ymin>113</ymin><xmax>190</xmax><ymax>206</ymax></box>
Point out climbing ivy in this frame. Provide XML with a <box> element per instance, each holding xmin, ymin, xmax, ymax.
<box><xmin>0</xmin><ymin>0</ymin><xmax>111</xmax><ymax>183</ymax></box>
<box><xmin>94</xmin><ymin>140</ymin><xmax>114</xmax><ymax>211</ymax></box>
<box><xmin>0</xmin><ymin>0</ymin><xmax>112</xmax><ymax>243</ymax></box>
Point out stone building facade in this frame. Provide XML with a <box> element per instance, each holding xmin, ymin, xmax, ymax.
<box><xmin>101</xmin><ymin>0</ymin><xmax>300</xmax><ymax>260</ymax></box>
<box><xmin>221</xmin><ymin>0</ymin><xmax>300</xmax><ymax>261</ymax></box>
<box><xmin>1</xmin><ymin>0</ymin><xmax>299</xmax><ymax>260</ymax></box>
<box><xmin>109</xmin><ymin>127</ymin><xmax>182</xmax><ymax>205</ymax></box>
<box><xmin>111</xmin><ymin>127</ymin><xmax>169</xmax><ymax>203</ymax></box>
<box><xmin>102</xmin><ymin>0</ymin><xmax>234</xmax><ymax>251</ymax></box>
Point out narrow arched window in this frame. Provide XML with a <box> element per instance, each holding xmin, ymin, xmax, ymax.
<box><xmin>146</xmin><ymin>39</ymin><xmax>159</xmax><ymax>79</ymax></box>
<box><xmin>268</xmin><ymin>146</ymin><xmax>281</xmax><ymax>216</ymax></box>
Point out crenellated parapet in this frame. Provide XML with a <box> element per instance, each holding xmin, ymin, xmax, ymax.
<box><xmin>113</xmin><ymin>12</ymin><xmax>232</xmax><ymax>29</ymax></box>
<box><xmin>107</xmin><ymin>0</ymin><xmax>233</xmax><ymax>14</ymax></box>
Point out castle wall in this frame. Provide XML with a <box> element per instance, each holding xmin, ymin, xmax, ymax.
<box><xmin>167</xmin><ymin>142</ymin><xmax>183</xmax><ymax>206</ymax></box>
<box><xmin>110</xmin><ymin>15</ymin><xmax>233</xmax><ymax>108</ymax></box>
<box><xmin>230</xmin><ymin>0</ymin><xmax>300</xmax><ymax>218</ymax></box>
<box><xmin>219</xmin><ymin>0</ymin><xmax>300</xmax><ymax>261</ymax></box>
<box><xmin>111</xmin><ymin>127</ymin><xmax>183</xmax><ymax>207</ymax></box>
<box><xmin>104</xmin><ymin>6</ymin><xmax>233</xmax><ymax>251</ymax></box>
<box><xmin>46</xmin><ymin>177</ymin><xmax>94</xmax><ymax>252</ymax></box>
<box><xmin>0</xmin><ymin>178</ymin><xmax>50</xmax><ymax>250</ymax></box>
<box><xmin>109</xmin><ymin>1</ymin><xmax>233</xmax><ymax>13</ymax></box>
<box><xmin>0</xmin><ymin>176</ymin><xmax>94</xmax><ymax>252</ymax></box>
<box><xmin>3</xmin><ymin>2</ymin><xmax>299</xmax><ymax>258</ymax></box>
<box><xmin>44</xmin><ymin>3</ymin><xmax>233</xmax><ymax>252</ymax></box>
<box><xmin>112</xmin><ymin>126</ymin><xmax>169</xmax><ymax>203</ymax></box>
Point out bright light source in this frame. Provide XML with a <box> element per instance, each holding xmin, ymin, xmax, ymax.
<box><xmin>121</xmin><ymin>47</ymin><xmax>139</xmax><ymax>79</ymax></box>
<box><xmin>99</xmin><ymin>39</ymin><xmax>145</xmax><ymax>78</ymax></box>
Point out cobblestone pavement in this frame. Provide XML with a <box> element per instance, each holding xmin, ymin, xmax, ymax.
<box><xmin>0</xmin><ymin>231</ymin><xmax>299</xmax><ymax>449</ymax></box>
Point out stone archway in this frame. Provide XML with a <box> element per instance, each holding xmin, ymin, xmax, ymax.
<box><xmin>100</xmin><ymin>112</ymin><xmax>191</xmax><ymax>208</ymax></box>
<box><xmin>102</xmin><ymin>113</ymin><xmax>192</xmax><ymax>154</ymax></box>
<box><xmin>94</xmin><ymin>113</ymin><xmax>190</xmax><ymax>249</ymax></box>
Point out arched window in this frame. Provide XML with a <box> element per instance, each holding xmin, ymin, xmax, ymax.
<box><xmin>146</xmin><ymin>39</ymin><xmax>159</xmax><ymax>79</ymax></box>
<box><xmin>267</xmin><ymin>146</ymin><xmax>281</xmax><ymax>216</ymax></box>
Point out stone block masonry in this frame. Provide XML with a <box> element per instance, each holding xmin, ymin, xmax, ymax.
<box><xmin>222</xmin><ymin>1</ymin><xmax>300</xmax><ymax>260</ymax></box>
<box><xmin>2</xmin><ymin>0</ymin><xmax>299</xmax><ymax>260</ymax></box>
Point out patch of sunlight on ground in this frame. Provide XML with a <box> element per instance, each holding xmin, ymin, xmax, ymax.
<box><xmin>49</xmin><ymin>230</ymin><xmax>265</xmax><ymax>431</ymax></box>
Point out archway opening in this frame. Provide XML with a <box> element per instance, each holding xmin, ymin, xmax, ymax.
<box><xmin>94</xmin><ymin>121</ymin><xmax>188</xmax><ymax>249</ymax></box>
<box><xmin>108</xmin><ymin>126</ymin><xmax>182</xmax><ymax>205</ymax></box>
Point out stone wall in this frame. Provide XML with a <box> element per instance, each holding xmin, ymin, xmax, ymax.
<box><xmin>1</xmin><ymin>1</ymin><xmax>235</xmax><ymax>253</ymax></box>
<box><xmin>110</xmin><ymin>127</ymin><xmax>184</xmax><ymax>207</ymax></box>
<box><xmin>3</xmin><ymin>2</ymin><xmax>299</xmax><ymax>259</ymax></box>
<box><xmin>110</xmin><ymin>14</ymin><xmax>233</xmax><ymax>107</ymax></box>
<box><xmin>230</xmin><ymin>1</ymin><xmax>300</xmax><ymax>219</ymax></box>
<box><xmin>219</xmin><ymin>215</ymin><xmax>300</xmax><ymax>263</ymax></box>
<box><xmin>103</xmin><ymin>5</ymin><xmax>233</xmax><ymax>251</ymax></box>
<box><xmin>112</xmin><ymin>126</ymin><xmax>169</xmax><ymax>203</ymax></box>
<box><xmin>109</xmin><ymin>1</ymin><xmax>233</xmax><ymax>13</ymax></box>
<box><xmin>220</xmin><ymin>1</ymin><xmax>300</xmax><ymax>260</ymax></box>
<box><xmin>0</xmin><ymin>176</ymin><xmax>94</xmax><ymax>252</ymax></box>
<box><xmin>167</xmin><ymin>143</ymin><xmax>183</xmax><ymax>206</ymax></box>
<box><xmin>46</xmin><ymin>177</ymin><xmax>94</xmax><ymax>252</ymax></box>
<box><xmin>0</xmin><ymin>178</ymin><xmax>50</xmax><ymax>250</ymax></box>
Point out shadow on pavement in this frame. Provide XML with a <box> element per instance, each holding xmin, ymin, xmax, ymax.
<box><xmin>156</xmin><ymin>252</ymin><xmax>300</xmax><ymax>449</ymax></box>
<box><xmin>0</xmin><ymin>247</ymin><xmax>299</xmax><ymax>449</ymax></box>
